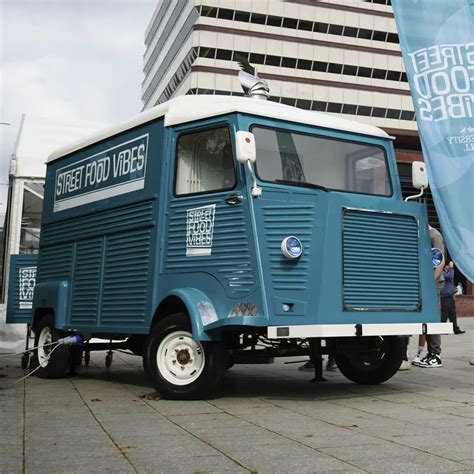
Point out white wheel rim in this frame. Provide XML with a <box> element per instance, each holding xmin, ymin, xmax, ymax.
<box><xmin>156</xmin><ymin>331</ymin><xmax>205</xmax><ymax>386</ymax></box>
<box><xmin>38</xmin><ymin>326</ymin><xmax>53</xmax><ymax>368</ymax></box>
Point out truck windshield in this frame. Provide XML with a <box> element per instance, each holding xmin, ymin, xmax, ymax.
<box><xmin>252</xmin><ymin>126</ymin><xmax>392</xmax><ymax>196</ymax></box>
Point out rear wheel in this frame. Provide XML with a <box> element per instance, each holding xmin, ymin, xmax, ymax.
<box><xmin>30</xmin><ymin>315</ymin><xmax>70</xmax><ymax>379</ymax></box>
<box><xmin>334</xmin><ymin>336</ymin><xmax>404</xmax><ymax>385</ymax></box>
<box><xmin>146</xmin><ymin>313</ymin><xmax>225</xmax><ymax>399</ymax></box>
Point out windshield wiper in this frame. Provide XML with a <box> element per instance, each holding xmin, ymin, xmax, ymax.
<box><xmin>274</xmin><ymin>179</ymin><xmax>329</xmax><ymax>192</ymax></box>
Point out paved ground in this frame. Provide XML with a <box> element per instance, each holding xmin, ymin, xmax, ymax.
<box><xmin>1</xmin><ymin>319</ymin><xmax>473</xmax><ymax>474</ymax></box>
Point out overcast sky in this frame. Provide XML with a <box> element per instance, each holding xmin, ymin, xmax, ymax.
<box><xmin>0</xmin><ymin>0</ymin><xmax>157</xmax><ymax>217</ymax></box>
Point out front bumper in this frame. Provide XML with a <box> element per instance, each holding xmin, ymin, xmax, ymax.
<box><xmin>267</xmin><ymin>322</ymin><xmax>454</xmax><ymax>339</ymax></box>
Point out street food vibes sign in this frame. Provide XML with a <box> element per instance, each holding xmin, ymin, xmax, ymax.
<box><xmin>53</xmin><ymin>134</ymin><xmax>149</xmax><ymax>212</ymax></box>
<box><xmin>392</xmin><ymin>0</ymin><xmax>474</xmax><ymax>281</ymax></box>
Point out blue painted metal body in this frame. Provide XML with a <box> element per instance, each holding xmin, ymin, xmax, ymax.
<box><xmin>23</xmin><ymin>110</ymin><xmax>438</xmax><ymax>340</ymax></box>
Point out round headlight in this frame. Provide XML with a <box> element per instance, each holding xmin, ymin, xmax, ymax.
<box><xmin>281</xmin><ymin>236</ymin><xmax>303</xmax><ymax>259</ymax></box>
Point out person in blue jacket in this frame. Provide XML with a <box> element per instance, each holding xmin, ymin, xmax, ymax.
<box><xmin>441</xmin><ymin>261</ymin><xmax>465</xmax><ymax>335</ymax></box>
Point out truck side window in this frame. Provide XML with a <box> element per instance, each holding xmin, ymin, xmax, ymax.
<box><xmin>175</xmin><ymin>127</ymin><xmax>236</xmax><ymax>196</ymax></box>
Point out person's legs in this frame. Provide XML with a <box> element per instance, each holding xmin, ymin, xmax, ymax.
<box><xmin>414</xmin><ymin>334</ymin><xmax>442</xmax><ymax>367</ymax></box>
<box><xmin>440</xmin><ymin>297</ymin><xmax>449</xmax><ymax>322</ymax></box>
<box><xmin>427</xmin><ymin>334</ymin><xmax>441</xmax><ymax>355</ymax></box>
<box><xmin>449</xmin><ymin>298</ymin><xmax>465</xmax><ymax>334</ymax></box>
<box><xmin>411</xmin><ymin>335</ymin><xmax>426</xmax><ymax>364</ymax></box>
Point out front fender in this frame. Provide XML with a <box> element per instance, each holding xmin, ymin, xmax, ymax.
<box><xmin>168</xmin><ymin>288</ymin><xmax>220</xmax><ymax>341</ymax></box>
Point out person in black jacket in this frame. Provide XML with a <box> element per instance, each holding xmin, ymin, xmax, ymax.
<box><xmin>441</xmin><ymin>261</ymin><xmax>465</xmax><ymax>335</ymax></box>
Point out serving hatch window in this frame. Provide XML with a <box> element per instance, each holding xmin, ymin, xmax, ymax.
<box><xmin>252</xmin><ymin>127</ymin><xmax>392</xmax><ymax>196</ymax></box>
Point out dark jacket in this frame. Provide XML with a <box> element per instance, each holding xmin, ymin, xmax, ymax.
<box><xmin>441</xmin><ymin>268</ymin><xmax>455</xmax><ymax>298</ymax></box>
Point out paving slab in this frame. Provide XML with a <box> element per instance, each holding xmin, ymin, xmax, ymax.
<box><xmin>0</xmin><ymin>318</ymin><xmax>473</xmax><ymax>473</ymax></box>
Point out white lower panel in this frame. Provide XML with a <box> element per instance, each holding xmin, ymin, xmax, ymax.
<box><xmin>267</xmin><ymin>322</ymin><xmax>454</xmax><ymax>339</ymax></box>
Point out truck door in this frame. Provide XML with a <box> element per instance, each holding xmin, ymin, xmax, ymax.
<box><xmin>162</xmin><ymin>123</ymin><xmax>260</xmax><ymax>318</ymax></box>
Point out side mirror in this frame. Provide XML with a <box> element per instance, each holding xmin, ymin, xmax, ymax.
<box><xmin>235</xmin><ymin>131</ymin><xmax>261</xmax><ymax>197</ymax></box>
<box><xmin>235</xmin><ymin>131</ymin><xmax>256</xmax><ymax>164</ymax></box>
<box><xmin>412</xmin><ymin>161</ymin><xmax>428</xmax><ymax>190</ymax></box>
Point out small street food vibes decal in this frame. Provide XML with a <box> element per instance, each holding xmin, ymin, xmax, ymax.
<box><xmin>19</xmin><ymin>266</ymin><xmax>36</xmax><ymax>309</ymax></box>
<box><xmin>186</xmin><ymin>204</ymin><xmax>216</xmax><ymax>256</ymax></box>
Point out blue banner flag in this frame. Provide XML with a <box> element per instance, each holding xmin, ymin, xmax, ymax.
<box><xmin>392</xmin><ymin>0</ymin><xmax>474</xmax><ymax>281</ymax></box>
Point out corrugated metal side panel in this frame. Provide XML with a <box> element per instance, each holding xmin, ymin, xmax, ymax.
<box><xmin>38</xmin><ymin>199</ymin><xmax>155</xmax><ymax>327</ymax></box>
<box><xmin>343</xmin><ymin>210</ymin><xmax>420</xmax><ymax>310</ymax></box>
<box><xmin>101</xmin><ymin>229</ymin><xmax>152</xmax><ymax>325</ymax></box>
<box><xmin>37</xmin><ymin>244</ymin><xmax>73</xmax><ymax>282</ymax></box>
<box><xmin>40</xmin><ymin>200</ymin><xmax>154</xmax><ymax>245</ymax></box>
<box><xmin>165</xmin><ymin>200</ymin><xmax>256</xmax><ymax>297</ymax></box>
<box><xmin>70</xmin><ymin>239</ymin><xmax>102</xmax><ymax>325</ymax></box>
<box><xmin>263</xmin><ymin>205</ymin><xmax>315</xmax><ymax>291</ymax></box>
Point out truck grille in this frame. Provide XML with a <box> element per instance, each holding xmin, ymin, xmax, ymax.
<box><xmin>342</xmin><ymin>210</ymin><xmax>420</xmax><ymax>311</ymax></box>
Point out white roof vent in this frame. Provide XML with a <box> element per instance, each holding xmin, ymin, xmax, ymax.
<box><xmin>238</xmin><ymin>57</ymin><xmax>270</xmax><ymax>100</ymax></box>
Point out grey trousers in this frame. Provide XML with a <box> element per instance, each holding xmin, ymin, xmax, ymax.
<box><xmin>427</xmin><ymin>334</ymin><xmax>441</xmax><ymax>355</ymax></box>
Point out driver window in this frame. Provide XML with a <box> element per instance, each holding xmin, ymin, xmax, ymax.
<box><xmin>175</xmin><ymin>127</ymin><xmax>235</xmax><ymax>196</ymax></box>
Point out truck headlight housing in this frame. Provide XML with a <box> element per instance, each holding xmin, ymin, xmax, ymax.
<box><xmin>432</xmin><ymin>247</ymin><xmax>443</xmax><ymax>267</ymax></box>
<box><xmin>281</xmin><ymin>236</ymin><xmax>303</xmax><ymax>259</ymax></box>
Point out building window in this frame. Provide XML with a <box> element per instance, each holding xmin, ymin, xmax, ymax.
<box><xmin>386</xmin><ymin>109</ymin><xmax>401</xmax><ymax>119</ymax></box>
<box><xmin>200</xmin><ymin>47</ymin><xmax>216</xmax><ymax>59</ymax></box>
<box><xmin>200</xmin><ymin>6</ymin><xmax>217</xmax><ymax>17</ymax></box>
<box><xmin>216</xmin><ymin>49</ymin><xmax>232</xmax><ymax>60</ymax></box>
<box><xmin>250</xmin><ymin>13</ymin><xmax>266</xmax><ymax>25</ymax></box>
<box><xmin>342</xmin><ymin>104</ymin><xmax>357</xmax><ymax>115</ymax></box>
<box><xmin>266</xmin><ymin>15</ymin><xmax>282</xmax><ymax>27</ymax></box>
<box><xmin>327</xmin><ymin>103</ymin><xmax>343</xmax><ymax>113</ymax></box>
<box><xmin>281</xmin><ymin>57</ymin><xmax>297</xmax><ymax>68</ymax></box>
<box><xmin>234</xmin><ymin>10</ymin><xmax>250</xmax><ymax>22</ymax></box>
<box><xmin>265</xmin><ymin>55</ymin><xmax>281</xmax><ymax>67</ymax></box>
<box><xmin>297</xmin><ymin>59</ymin><xmax>312</xmax><ymax>70</ymax></box>
<box><xmin>328</xmin><ymin>63</ymin><xmax>343</xmax><ymax>74</ymax></box>
<box><xmin>313</xmin><ymin>61</ymin><xmax>328</xmax><ymax>72</ymax></box>
<box><xmin>328</xmin><ymin>24</ymin><xmax>344</xmax><ymax>36</ymax></box>
<box><xmin>344</xmin><ymin>26</ymin><xmax>358</xmax><ymax>38</ymax></box>
<box><xmin>282</xmin><ymin>17</ymin><xmax>298</xmax><ymax>29</ymax></box>
<box><xmin>299</xmin><ymin>20</ymin><xmax>313</xmax><ymax>31</ymax></box>
<box><xmin>249</xmin><ymin>52</ymin><xmax>265</xmax><ymax>64</ymax></box>
<box><xmin>217</xmin><ymin>8</ymin><xmax>233</xmax><ymax>20</ymax></box>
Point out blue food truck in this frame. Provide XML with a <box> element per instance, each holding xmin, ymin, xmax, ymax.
<box><xmin>6</xmin><ymin>91</ymin><xmax>452</xmax><ymax>399</ymax></box>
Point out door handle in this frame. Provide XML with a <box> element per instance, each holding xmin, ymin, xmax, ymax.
<box><xmin>225</xmin><ymin>194</ymin><xmax>242</xmax><ymax>206</ymax></box>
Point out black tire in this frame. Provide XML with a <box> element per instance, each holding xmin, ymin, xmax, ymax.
<box><xmin>334</xmin><ymin>336</ymin><xmax>404</xmax><ymax>385</ymax></box>
<box><xmin>31</xmin><ymin>315</ymin><xmax>70</xmax><ymax>379</ymax></box>
<box><xmin>145</xmin><ymin>313</ymin><xmax>225</xmax><ymax>400</ymax></box>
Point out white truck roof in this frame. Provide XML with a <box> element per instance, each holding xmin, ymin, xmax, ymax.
<box><xmin>47</xmin><ymin>95</ymin><xmax>391</xmax><ymax>163</ymax></box>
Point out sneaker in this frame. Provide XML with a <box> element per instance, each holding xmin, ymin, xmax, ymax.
<box><xmin>398</xmin><ymin>360</ymin><xmax>411</xmax><ymax>371</ymax></box>
<box><xmin>414</xmin><ymin>353</ymin><xmax>442</xmax><ymax>368</ymax></box>
<box><xmin>411</xmin><ymin>353</ymin><xmax>423</xmax><ymax>365</ymax></box>
<box><xmin>325</xmin><ymin>359</ymin><xmax>338</xmax><ymax>371</ymax></box>
<box><xmin>298</xmin><ymin>361</ymin><xmax>314</xmax><ymax>371</ymax></box>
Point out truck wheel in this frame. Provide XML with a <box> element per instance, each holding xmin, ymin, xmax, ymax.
<box><xmin>146</xmin><ymin>313</ymin><xmax>225</xmax><ymax>399</ymax></box>
<box><xmin>334</xmin><ymin>336</ymin><xmax>404</xmax><ymax>385</ymax></box>
<box><xmin>30</xmin><ymin>314</ymin><xmax>70</xmax><ymax>379</ymax></box>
